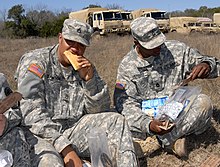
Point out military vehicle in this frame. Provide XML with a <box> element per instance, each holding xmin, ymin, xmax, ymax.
<box><xmin>213</xmin><ymin>13</ymin><xmax>220</xmax><ymax>26</ymax></box>
<box><xmin>69</xmin><ymin>8</ymin><xmax>125</xmax><ymax>35</ymax></box>
<box><xmin>120</xmin><ymin>11</ymin><xmax>133</xmax><ymax>33</ymax></box>
<box><xmin>131</xmin><ymin>8</ymin><xmax>170</xmax><ymax>33</ymax></box>
<box><xmin>198</xmin><ymin>21</ymin><xmax>220</xmax><ymax>34</ymax></box>
<box><xmin>169</xmin><ymin>17</ymin><xmax>197</xmax><ymax>34</ymax></box>
<box><xmin>170</xmin><ymin>17</ymin><xmax>219</xmax><ymax>34</ymax></box>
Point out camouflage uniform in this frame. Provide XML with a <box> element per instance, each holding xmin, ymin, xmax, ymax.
<box><xmin>15</xmin><ymin>44</ymin><xmax>138</xmax><ymax>167</ymax></box>
<box><xmin>0</xmin><ymin>73</ymin><xmax>30</xmax><ymax>167</ymax></box>
<box><xmin>114</xmin><ymin>40</ymin><xmax>219</xmax><ymax>146</ymax></box>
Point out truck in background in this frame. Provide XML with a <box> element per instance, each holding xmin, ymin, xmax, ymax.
<box><xmin>120</xmin><ymin>11</ymin><xmax>133</xmax><ymax>33</ymax></box>
<box><xmin>169</xmin><ymin>17</ymin><xmax>219</xmax><ymax>34</ymax></box>
<box><xmin>170</xmin><ymin>17</ymin><xmax>199</xmax><ymax>34</ymax></box>
<box><xmin>69</xmin><ymin>8</ymin><xmax>125</xmax><ymax>35</ymax></box>
<box><xmin>131</xmin><ymin>8</ymin><xmax>170</xmax><ymax>33</ymax></box>
<box><xmin>213</xmin><ymin>13</ymin><xmax>220</xmax><ymax>26</ymax></box>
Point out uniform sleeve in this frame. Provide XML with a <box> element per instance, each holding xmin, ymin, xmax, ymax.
<box><xmin>0</xmin><ymin>73</ymin><xmax>21</xmax><ymax>135</ymax></box>
<box><xmin>3</xmin><ymin>108</ymin><xmax>22</xmax><ymax>135</ymax></box>
<box><xmin>114</xmin><ymin>63</ymin><xmax>153</xmax><ymax>136</ymax></box>
<box><xmin>15</xmin><ymin>54</ymin><xmax>71</xmax><ymax>153</ymax></box>
<box><xmin>82</xmin><ymin>67</ymin><xmax>110</xmax><ymax>113</ymax></box>
<box><xmin>184</xmin><ymin>45</ymin><xmax>219</xmax><ymax>78</ymax></box>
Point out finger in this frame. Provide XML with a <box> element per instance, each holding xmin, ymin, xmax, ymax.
<box><xmin>78</xmin><ymin>60</ymin><xmax>90</xmax><ymax>67</ymax></box>
<box><xmin>197</xmin><ymin>67</ymin><xmax>207</xmax><ymax>78</ymax></box>
<box><xmin>0</xmin><ymin>114</ymin><xmax>4</xmax><ymax>121</ymax></box>
<box><xmin>191</xmin><ymin>66</ymin><xmax>202</xmax><ymax>80</ymax></box>
<box><xmin>82</xmin><ymin>63</ymin><xmax>91</xmax><ymax>68</ymax></box>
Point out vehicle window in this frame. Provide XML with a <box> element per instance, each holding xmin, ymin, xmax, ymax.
<box><xmin>103</xmin><ymin>12</ymin><xmax>122</xmax><ymax>21</ymax></box>
<box><xmin>151</xmin><ymin>12</ymin><xmax>168</xmax><ymax>19</ymax></box>
<box><xmin>97</xmin><ymin>13</ymin><xmax>102</xmax><ymax>20</ymax></box>
<box><xmin>204</xmin><ymin>24</ymin><xmax>210</xmax><ymax>27</ymax></box>
<box><xmin>93</xmin><ymin>14</ymin><xmax>97</xmax><ymax>21</ymax></box>
<box><xmin>121</xmin><ymin>13</ymin><xmax>132</xmax><ymax>20</ymax></box>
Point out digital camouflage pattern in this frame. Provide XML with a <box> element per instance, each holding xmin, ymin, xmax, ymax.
<box><xmin>130</xmin><ymin>17</ymin><xmax>166</xmax><ymax>49</ymax></box>
<box><xmin>15</xmin><ymin>45</ymin><xmax>138</xmax><ymax>167</ymax></box>
<box><xmin>0</xmin><ymin>73</ymin><xmax>30</xmax><ymax>167</ymax></box>
<box><xmin>114</xmin><ymin>40</ymin><xmax>220</xmax><ymax>146</ymax></box>
<box><xmin>0</xmin><ymin>127</ymin><xmax>31</xmax><ymax>167</ymax></box>
<box><xmin>62</xmin><ymin>19</ymin><xmax>93</xmax><ymax>46</ymax></box>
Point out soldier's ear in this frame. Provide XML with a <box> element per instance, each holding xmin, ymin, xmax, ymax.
<box><xmin>133</xmin><ymin>39</ymin><xmax>139</xmax><ymax>46</ymax></box>
<box><xmin>4</xmin><ymin>87</ymin><xmax>13</xmax><ymax>96</ymax></box>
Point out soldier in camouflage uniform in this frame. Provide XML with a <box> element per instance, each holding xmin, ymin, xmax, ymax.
<box><xmin>114</xmin><ymin>17</ymin><xmax>220</xmax><ymax>157</ymax></box>
<box><xmin>15</xmin><ymin>19</ymin><xmax>138</xmax><ymax>167</ymax></box>
<box><xmin>0</xmin><ymin>73</ymin><xmax>30</xmax><ymax>166</ymax></box>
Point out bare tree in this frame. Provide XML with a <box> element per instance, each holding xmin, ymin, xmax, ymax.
<box><xmin>105</xmin><ymin>3</ymin><xmax>124</xmax><ymax>10</ymax></box>
<box><xmin>0</xmin><ymin>9</ymin><xmax>7</xmax><ymax>22</ymax></box>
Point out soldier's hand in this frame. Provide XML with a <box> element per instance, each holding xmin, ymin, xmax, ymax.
<box><xmin>62</xmin><ymin>145</ymin><xmax>83</xmax><ymax>167</ymax></box>
<box><xmin>149</xmin><ymin>119</ymin><xmax>173</xmax><ymax>135</ymax></box>
<box><xmin>77</xmin><ymin>56</ymin><xmax>94</xmax><ymax>81</ymax></box>
<box><xmin>190</xmin><ymin>62</ymin><xmax>211</xmax><ymax>80</ymax></box>
<box><xmin>0</xmin><ymin>114</ymin><xmax>6</xmax><ymax>136</ymax></box>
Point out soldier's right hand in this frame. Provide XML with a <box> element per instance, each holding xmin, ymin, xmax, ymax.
<box><xmin>149</xmin><ymin>119</ymin><xmax>173</xmax><ymax>135</ymax></box>
<box><xmin>0</xmin><ymin>114</ymin><xmax>6</xmax><ymax>136</ymax></box>
<box><xmin>77</xmin><ymin>56</ymin><xmax>94</xmax><ymax>81</ymax></box>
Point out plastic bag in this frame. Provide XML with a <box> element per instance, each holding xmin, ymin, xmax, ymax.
<box><xmin>0</xmin><ymin>149</ymin><xmax>13</xmax><ymax>167</ymax></box>
<box><xmin>87</xmin><ymin>128</ymin><xmax>112</xmax><ymax>167</ymax></box>
<box><xmin>155</xmin><ymin>86</ymin><xmax>202</xmax><ymax>122</ymax></box>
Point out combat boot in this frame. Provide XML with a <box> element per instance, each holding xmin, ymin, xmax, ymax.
<box><xmin>133</xmin><ymin>136</ymin><xmax>161</xmax><ymax>158</ymax></box>
<box><xmin>163</xmin><ymin>137</ymin><xmax>187</xmax><ymax>158</ymax></box>
<box><xmin>172</xmin><ymin>137</ymin><xmax>187</xmax><ymax>158</ymax></box>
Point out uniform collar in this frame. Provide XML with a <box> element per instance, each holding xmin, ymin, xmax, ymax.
<box><xmin>133</xmin><ymin>47</ymin><xmax>155</xmax><ymax>68</ymax></box>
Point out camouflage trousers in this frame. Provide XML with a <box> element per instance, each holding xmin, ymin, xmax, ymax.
<box><xmin>25</xmin><ymin>112</ymin><xmax>138</xmax><ymax>167</ymax></box>
<box><xmin>158</xmin><ymin>94</ymin><xmax>213</xmax><ymax>146</ymax></box>
<box><xmin>0</xmin><ymin>127</ymin><xmax>31</xmax><ymax>167</ymax></box>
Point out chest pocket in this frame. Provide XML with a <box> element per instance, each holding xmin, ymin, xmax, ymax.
<box><xmin>131</xmin><ymin>72</ymin><xmax>150</xmax><ymax>97</ymax></box>
<box><xmin>148</xmin><ymin>71</ymin><xmax>164</xmax><ymax>92</ymax></box>
<box><xmin>132</xmin><ymin>70</ymin><xmax>165</xmax><ymax>99</ymax></box>
<box><xmin>45</xmin><ymin>76</ymin><xmax>84</xmax><ymax>121</ymax></box>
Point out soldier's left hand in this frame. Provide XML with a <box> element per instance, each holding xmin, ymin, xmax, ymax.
<box><xmin>190</xmin><ymin>62</ymin><xmax>211</xmax><ymax>80</ymax></box>
<box><xmin>77</xmin><ymin>56</ymin><xmax>94</xmax><ymax>81</ymax></box>
<box><xmin>0</xmin><ymin>114</ymin><xmax>6</xmax><ymax>136</ymax></box>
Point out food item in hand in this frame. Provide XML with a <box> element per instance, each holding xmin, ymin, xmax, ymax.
<box><xmin>64</xmin><ymin>51</ymin><xmax>80</xmax><ymax>70</ymax></box>
<box><xmin>158</xmin><ymin>120</ymin><xmax>175</xmax><ymax>130</ymax></box>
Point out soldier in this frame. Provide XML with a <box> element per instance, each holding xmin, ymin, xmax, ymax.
<box><xmin>0</xmin><ymin>73</ymin><xmax>30</xmax><ymax>166</ymax></box>
<box><xmin>15</xmin><ymin>19</ymin><xmax>138</xmax><ymax>167</ymax></box>
<box><xmin>114</xmin><ymin>17</ymin><xmax>220</xmax><ymax>157</ymax></box>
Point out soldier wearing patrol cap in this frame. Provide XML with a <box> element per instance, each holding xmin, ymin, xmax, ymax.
<box><xmin>0</xmin><ymin>73</ymin><xmax>30</xmax><ymax>166</ymax></box>
<box><xmin>114</xmin><ymin>17</ymin><xmax>220</xmax><ymax>158</ymax></box>
<box><xmin>15</xmin><ymin>19</ymin><xmax>138</xmax><ymax>166</ymax></box>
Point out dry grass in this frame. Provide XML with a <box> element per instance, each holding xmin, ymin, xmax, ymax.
<box><xmin>0</xmin><ymin>33</ymin><xmax>220</xmax><ymax>166</ymax></box>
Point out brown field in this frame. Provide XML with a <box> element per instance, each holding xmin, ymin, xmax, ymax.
<box><xmin>0</xmin><ymin>33</ymin><xmax>220</xmax><ymax>166</ymax></box>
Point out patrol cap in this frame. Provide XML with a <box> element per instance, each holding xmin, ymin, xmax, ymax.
<box><xmin>62</xmin><ymin>19</ymin><xmax>94</xmax><ymax>46</ymax></box>
<box><xmin>131</xmin><ymin>17</ymin><xmax>166</xmax><ymax>49</ymax></box>
<box><xmin>0</xmin><ymin>73</ymin><xmax>12</xmax><ymax>100</ymax></box>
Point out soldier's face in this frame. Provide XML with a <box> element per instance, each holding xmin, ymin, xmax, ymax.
<box><xmin>135</xmin><ymin>41</ymin><xmax>161</xmax><ymax>58</ymax></box>
<box><xmin>58</xmin><ymin>33</ymin><xmax>86</xmax><ymax>66</ymax></box>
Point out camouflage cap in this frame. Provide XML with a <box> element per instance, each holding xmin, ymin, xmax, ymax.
<box><xmin>62</xmin><ymin>19</ymin><xmax>94</xmax><ymax>46</ymax></box>
<box><xmin>131</xmin><ymin>17</ymin><xmax>166</xmax><ymax>49</ymax></box>
<box><xmin>0</xmin><ymin>73</ymin><xmax>12</xmax><ymax>100</ymax></box>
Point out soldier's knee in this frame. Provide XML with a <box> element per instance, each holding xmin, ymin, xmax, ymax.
<box><xmin>37</xmin><ymin>153</ymin><xmax>63</xmax><ymax>167</ymax></box>
<box><xmin>196</xmin><ymin>94</ymin><xmax>213</xmax><ymax>115</ymax></box>
<box><xmin>111</xmin><ymin>112</ymin><xmax>126</xmax><ymax>121</ymax></box>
